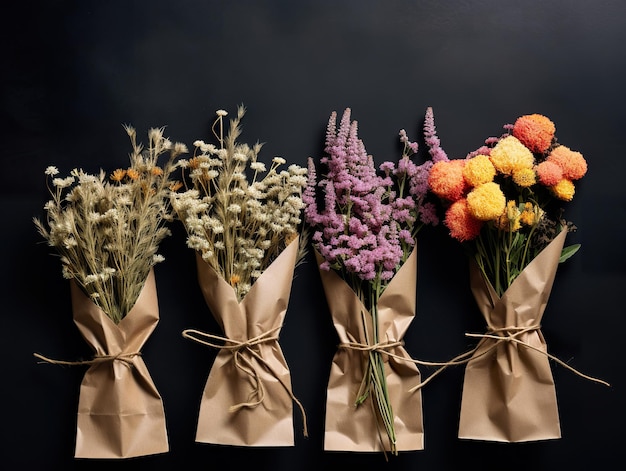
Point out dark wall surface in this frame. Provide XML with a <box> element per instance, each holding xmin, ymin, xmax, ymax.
<box><xmin>2</xmin><ymin>1</ymin><xmax>624</xmax><ymax>469</ymax></box>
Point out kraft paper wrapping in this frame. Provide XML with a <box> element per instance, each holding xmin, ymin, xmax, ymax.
<box><xmin>457</xmin><ymin>229</ymin><xmax>568</xmax><ymax>442</ymax></box>
<box><xmin>189</xmin><ymin>237</ymin><xmax>303</xmax><ymax>446</ymax></box>
<box><xmin>316</xmin><ymin>247</ymin><xmax>424</xmax><ymax>452</ymax></box>
<box><xmin>70</xmin><ymin>268</ymin><xmax>169</xmax><ymax>458</ymax></box>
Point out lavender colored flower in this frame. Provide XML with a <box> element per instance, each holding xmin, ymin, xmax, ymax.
<box><xmin>305</xmin><ymin>107</ymin><xmax>440</xmax><ymax>287</ymax></box>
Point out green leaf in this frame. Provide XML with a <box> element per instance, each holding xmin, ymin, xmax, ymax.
<box><xmin>559</xmin><ymin>244</ymin><xmax>581</xmax><ymax>263</ymax></box>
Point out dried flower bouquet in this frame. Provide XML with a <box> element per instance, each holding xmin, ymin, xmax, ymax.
<box><xmin>304</xmin><ymin>108</ymin><xmax>440</xmax><ymax>455</ymax></box>
<box><xmin>171</xmin><ymin>105</ymin><xmax>309</xmax><ymax>446</ymax></box>
<box><xmin>33</xmin><ymin>126</ymin><xmax>187</xmax><ymax>458</ymax></box>
<box><xmin>424</xmin><ymin>108</ymin><xmax>608</xmax><ymax>442</ymax></box>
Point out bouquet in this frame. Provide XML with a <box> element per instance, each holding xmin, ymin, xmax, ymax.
<box><xmin>170</xmin><ymin>105</ymin><xmax>309</xmax><ymax>446</ymax></box>
<box><xmin>33</xmin><ymin>125</ymin><xmax>187</xmax><ymax>458</ymax></box>
<box><xmin>424</xmin><ymin>108</ymin><xmax>608</xmax><ymax>441</ymax></box>
<box><xmin>303</xmin><ymin>108</ymin><xmax>441</xmax><ymax>455</ymax></box>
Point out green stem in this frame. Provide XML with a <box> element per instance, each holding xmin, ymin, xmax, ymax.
<box><xmin>369</xmin><ymin>277</ymin><xmax>397</xmax><ymax>455</ymax></box>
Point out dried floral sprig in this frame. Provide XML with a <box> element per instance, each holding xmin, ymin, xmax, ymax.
<box><xmin>170</xmin><ymin>105</ymin><xmax>308</xmax><ymax>301</ymax></box>
<box><xmin>425</xmin><ymin>108</ymin><xmax>586</xmax><ymax>296</ymax></box>
<box><xmin>34</xmin><ymin>126</ymin><xmax>187</xmax><ymax>324</ymax></box>
<box><xmin>304</xmin><ymin>108</ymin><xmax>439</xmax><ymax>455</ymax></box>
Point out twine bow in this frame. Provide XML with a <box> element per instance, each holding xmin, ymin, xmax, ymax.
<box><xmin>182</xmin><ymin>326</ymin><xmax>308</xmax><ymax>437</ymax></box>
<box><xmin>338</xmin><ymin>339</ymin><xmax>405</xmax><ymax>354</ymax></box>
<box><xmin>406</xmin><ymin>324</ymin><xmax>610</xmax><ymax>392</ymax></box>
<box><xmin>33</xmin><ymin>351</ymin><xmax>141</xmax><ymax>368</ymax></box>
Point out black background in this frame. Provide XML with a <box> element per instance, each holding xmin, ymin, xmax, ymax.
<box><xmin>2</xmin><ymin>1</ymin><xmax>624</xmax><ymax>469</ymax></box>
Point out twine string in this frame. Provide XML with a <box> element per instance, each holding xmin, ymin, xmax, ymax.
<box><xmin>182</xmin><ymin>326</ymin><xmax>309</xmax><ymax>438</ymax></box>
<box><xmin>337</xmin><ymin>325</ymin><xmax>610</xmax><ymax>392</ymax></box>
<box><xmin>407</xmin><ymin>324</ymin><xmax>610</xmax><ymax>391</ymax></box>
<box><xmin>33</xmin><ymin>351</ymin><xmax>141</xmax><ymax>368</ymax></box>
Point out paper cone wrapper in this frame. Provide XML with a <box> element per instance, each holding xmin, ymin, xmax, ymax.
<box><xmin>193</xmin><ymin>238</ymin><xmax>300</xmax><ymax>446</ymax></box>
<box><xmin>458</xmin><ymin>229</ymin><xmax>568</xmax><ymax>442</ymax></box>
<box><xmin>71</xmin><ymin>268</ymin><xmax>169</xmax><ymax>458</ymax></box>
<box><xmin>316</xmin><ymin>247</ymin><xmax>424</xmax><ymax>452</ymax></box>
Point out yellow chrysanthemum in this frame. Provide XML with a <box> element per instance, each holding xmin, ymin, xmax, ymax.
<box><xmin>489</xmin><ymin>135</ymin><xmax>535</xmax><ymax>176</ymax></box>
<box><xmin>495</xmin><ymin>200</ymin><xmax>521</xmax><ymax>231</ymax></box>
<box><xmin>463</xmin><ymin>154</ymin><xmax>496</xmax><ymax>187</ymax></box>
<box><xmin>519</xmin><ymin>202</ymin><xmax>539</xmax><ymax>226</ymax></box>
<box><xmin>551</xmin><ymin>178</ymin><xmax>575</xmax><ymax>201</ymax></box>
<box><xmin>512</xmin><ymin>167</ymin><xmax>536</xmax><ymax>187</ymax></box>
<box><xmin>466</xmin><ymin>181</ymin><xmax>506</xmax><ymax>221</ymax></box>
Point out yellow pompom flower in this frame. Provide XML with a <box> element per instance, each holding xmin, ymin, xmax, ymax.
<box><xmin>466</xmin><ymin>181</ymin><xmax>506</xmax><ymax>221</ymax></box>
<box><xmin>489</xmin><ymin>135</ymin><xmax>535</xmax><ymax>176</ymax></box>
<box><xmin>551</xmin><ymin>178</ymin><xmax>575</xmax><ymax>201</ymax></box>
<box><xmin>463</xmin><ymin>154</ymin><xmax>496</xmax><ymax>187</ymax></box>
<box><xmin>512</xmin><ymin>167</ymin><xmax>536</xmax><ymax>187</ymax></box>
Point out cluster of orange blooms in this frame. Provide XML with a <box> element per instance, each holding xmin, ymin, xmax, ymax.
<box><xmin>427</xmin><ymin>113</ymin><xmax>587</xmax><ymax>242</ymax></box>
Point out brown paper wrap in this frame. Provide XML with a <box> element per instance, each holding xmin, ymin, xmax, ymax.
<box><xmin>316</xmin><ymin>247</ymin><xmax>424</xmax><ymax>452</ymax></box>
<box><xmin>457</xmin><ymin>229</ymin><xmax>568</xmax><ymax>442</ymax></box>
<box><xmin>70</xmin><ymin>268</ymin><xmax>169</xmax><ymax>458</ymax></box>
<box><xmin>187</xmin><ymin>237</ymin><xmax>303</xmax><ymax>446</ymax></box>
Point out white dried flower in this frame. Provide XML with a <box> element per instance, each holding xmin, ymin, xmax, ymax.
<box><xmin>153</xmin><ymin>254</ymin><xmax>165</xmax><ymax>264</ymax></box>
<box><xmin>36</xmin><ymin>124</ymin><xmax>187</xmax><ymax>324</ymax></box>
<box><xmin>170</xmin><ymin>105</ymin><xmax>308</xmax><ymax>301</ymax></box>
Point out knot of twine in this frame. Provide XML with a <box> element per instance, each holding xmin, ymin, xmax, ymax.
<box><xmin>182</xmin><ymin>326</ymin><xmax>308</xmax><ymax>438</ymax></box>
<box><xmin>338</xmin><ymin>339</ymin><xmax>405</xmax><ymax>354</ymax></box>
<box><xmin>407</xmin><ymin>323</ymin><xmax>610</xmax><ymax>392</ymax></box>
<box><xmin>33</xmin><ymin>351</ymin><xmax>141</xmax><ymax>369</ymax></box>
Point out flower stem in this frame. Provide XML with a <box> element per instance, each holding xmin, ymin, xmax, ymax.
<box><xmin>368</xmin><ymin>278</ymin><xmax>397</xmax><ymax>454</ymax></box>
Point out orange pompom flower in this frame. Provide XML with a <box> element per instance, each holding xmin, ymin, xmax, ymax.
<box><xmin>536</xmin><ymin>160</ymin><xmax>563</xmax><ymax>186</ymax></box>
<box><xmin>463</xmin><ymin>154</ymin><xmax>496</xmax><ymax>187</ymax></box>
<box><xmin>512</xmin><ymin>113</ymin><xmax>556</xmax><ymax>153</ymax></box>
<box><xmin>551</xmin><ymin>178</ymin><xmax>576</xmax><ymax>201</ymax></box>
<box><xmin>489</xmin><ymin>135</ymin><xmax>535</xmax><ymax>176</ymax></box>
<box><xmin>444</xmin><ymin>198</ymin><xmax>483</xmax><ymax>242</ymax></box>
<box><xmin>466</xmin><ymin>181</ymin><xmax>506</xmax><ymax>221</ymax></box>
<box><xmin>547</xmin><ymin>145</ymin><xmax>588</xmax><ymax>180</ymax></box>
<box><xmin>428</xmin><ymin>159</ymin><xmax>467</xmax><ymax>201</ymax></box>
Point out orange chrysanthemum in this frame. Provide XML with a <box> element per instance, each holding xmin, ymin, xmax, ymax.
<box><xmin>169</xmin><ymin>181</ymin><xmax>183</xmax><ymax>192</ymax></box>
<box><xmin>126</xmin><ymin>168</ymin><xmax>140</xmax><ymax>180</ymax></box>
<box><xmin>535</xmin><ymin>160</ymin><xmax>563</xmax><ymax>186</ymax></box>
<box><xmin>466</xmin><ymin>181</ymin><xmax>506</xmax><ymax>221</ymax></box>
<box><xmin>110</xmin><ymin>169</ymin><xmax>126</xmax><ymax>182</ymax></box>
<box><xmin>188</xmin><ymin>157</ymin><xmax>201</xmax><ymax>169</ymax></box>
<box><xmin>547</xmin><ymin>145</ymin><xmax>588</xmax><ymax>180</ymax></box>
<box><xmin>489</xmin><ymin>135</ymin><xmax>535</xmax><ymax>176</ymax></box>
<box><xmin>428</xmin><ymin>159</ymin><xmax>467</xmax><ymax>201</ymax></box>
<box><xmin>444</xmin><ymin>198</ymin><xmax>483</xmax><ymax>242</ymax></box>
<box><xmin>463</xmin><ymin>154</ymin><xmax>495</xmax><ymax>187</ymax></box>
<box><xmin>512</xmin><ymin>114</ymin><xmax>556</xmax><ymax>153</ymax></box>
<box><xmin>551</xmin><ymin>178</ymin><xmax>576</xmax><ymax>201</ymax></box>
